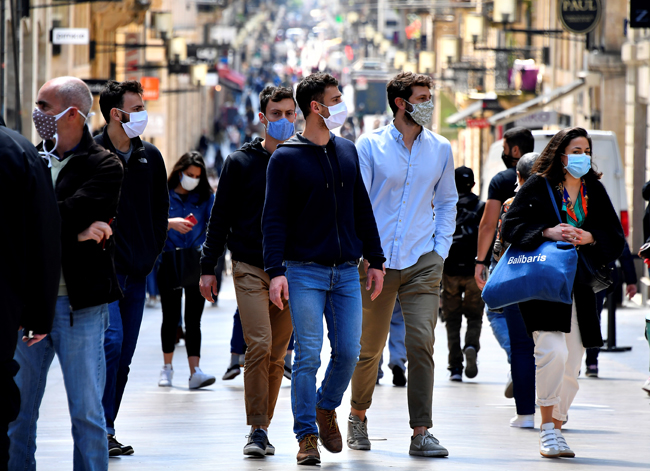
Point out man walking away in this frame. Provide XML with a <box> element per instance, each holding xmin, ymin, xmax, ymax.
<box><xmin>443</xmin><ymin>166</ymin><xmax>485</xmax><ymax>382</ymax></box>
<box><xmin>200</xmin><ymin>86</ymin><xmax>297</xmax><ymax>457</ymax></box>
<box><xmin>348</xmin><ymin>72</ymin><xmax>457</xmax><ymax>458</ymax></box>
<box><xmin>95</xmin><ymin>80</ymin><xmax>169</xmax><ymax>457</ymax></box>
<box><xmin>263</xmin><ymin>72</ymin><xmax>385</xmax><ymax>465</ymax></box>
<box><xmin>0</xmin><ymin>116</ymin><xmax>60</xmax><ymax>471</ymax></box>
<box><xmin>474</xmin><ymin>127</ymin><xmax>534</xmax><ymax>396</ymax></box>
<box><xmin>9</xmin><ymin>76</ymin><xmax>124</xmax><ymax>471</ymax></box>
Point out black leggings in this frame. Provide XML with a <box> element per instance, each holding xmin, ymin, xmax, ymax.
<box><xmin>160</xmin><ymin>284</ymin><xmax>206</xmax><ymax>357</ymax></box>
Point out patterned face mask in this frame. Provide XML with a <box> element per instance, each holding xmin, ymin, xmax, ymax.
<box><xmin>32</xmin><ymin>106</ymin><xmax>89</xmax><ymax>167</ymax></box>
<box><xmin>405</xmin><ymin>98</ymin><xmax>434</xmax><ymax>127</ymax></box>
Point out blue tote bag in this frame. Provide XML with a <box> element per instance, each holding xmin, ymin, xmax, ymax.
<box><xmin>481</xmin><ymin>179</ymin><xmax>578</xmax><ymax>310</ymax></box>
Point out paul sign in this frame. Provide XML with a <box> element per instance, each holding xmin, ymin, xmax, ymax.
<box><xmin>558</xmin><ymin>0</ymin><xmax>602</xmax><ymax>34</ymax></box>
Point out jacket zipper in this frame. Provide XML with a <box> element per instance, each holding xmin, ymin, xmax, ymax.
<box><xmin>324</xmin><ymin>148</ymin><xmax>343</xmax><ymax>260</ymax></box>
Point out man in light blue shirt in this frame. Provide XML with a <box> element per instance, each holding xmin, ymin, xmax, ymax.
<box><xmin>347</xmin><ymin>72</ymin><xmax>458</xmax><ymax>458</ymax></box>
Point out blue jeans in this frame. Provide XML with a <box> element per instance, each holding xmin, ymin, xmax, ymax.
<box><xmin>504</xmin><ymin>304</ymin><xmax>535</xmax><ymax>415</ymax></box>
<box><xmin>9</xmin><ymin>297</ymin><xmax>109</xmax><ymax>471</ymax></box>
<box><xmin>486</xmin><ymin>309</ymin><xmax>511</xmax><ymax>364</ymax></box>
<box><xmin>285</xmin><ymin>261</ymin><xmax>362</xmax><ymax>441</ymax></box>
<box><xmin>102</xmin><ymin>274</ymin><xmax>146</xmax><ymax>435</ymax></box>
<box><xmin>377</xmin><ymin>299</ymin><xmax>406</xmax><ymax>380</ymax></box>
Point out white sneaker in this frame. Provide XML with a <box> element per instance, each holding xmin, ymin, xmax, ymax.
<box><xmin>189</xmin><ymin>367</ymin><xmax>216</xmax><ymax>389</ymax></box>
<box><xmin>510</xmin><ymin>414</ymin><xmax>534</xmax><ymax>428</ymax></box>
<box><xmin>158</xmin><ymin>364</ymin><xmax>173</xmax><ymax>387</ymax></box>
<box><xmin>554</xmin><ymin>429</ymin><xmax>575</xmax><ymax>458</ymax></box>
<box><xmin>642</xmin><ymin>377</ymin><xmax>650</xmax><ymax>395</ymax></box>
<box><xmin>539</xmin><ymin>423</ymin><xmax>560</xmax><ymax>458</ymax></box>
<box><xmin>504</xmin><ymin>371</ymin><xmax>514</xmax><ymax>398</ymax></box>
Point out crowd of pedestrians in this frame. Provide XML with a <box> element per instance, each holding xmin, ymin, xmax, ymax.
<box><xmin>0</xmin><ymin>68</ymin><xmax>645</xmax><ymax>471</ymax></box>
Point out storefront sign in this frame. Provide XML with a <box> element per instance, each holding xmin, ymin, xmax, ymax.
<box><xmin>141</xmin><ymin>77</ymin><xmax>160</xmax><ymax>101</ymax></box>
<box><xmin>466</xmin><ymin>118</ymin><xmax>491</xmax><ymax>128</ymax></box>
<box><xmin>558</xmin><ymin>0</ymin><xmax>602</xmax><ymax>34</ymax></box>
<box><xmin>515</xmin><ymin>111</ymin><xmax>558</xmax><ymax>128</ymax></box>
<box><xmin>630</xmin><ymin>0</ymin><xmax>650</xmax><ymax>29</ymax></box>
<box><xmin>52</xmin><ymin>28</ymin><xmax>89</xmax><ymax>45</ymax></box>
<box><xmin>187</xmin><ymin>45</ymin><xmax>219</xmax><ymax>64</ymax></box>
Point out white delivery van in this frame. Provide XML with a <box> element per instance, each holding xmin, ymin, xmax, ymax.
<box><xmin>480</xmin><ymin>130</ymin><xmax>629</xmax><ymax>236</ymax></box>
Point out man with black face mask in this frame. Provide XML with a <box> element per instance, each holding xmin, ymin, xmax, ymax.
<box><xmin>473</xmin><ymin>126</ymin><xmax>533</xmax><ymax>396</ymax></box>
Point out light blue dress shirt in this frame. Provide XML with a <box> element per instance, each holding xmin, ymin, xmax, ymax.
<box><xmin>356</xmin><ymin>122</ymin><xmax>458</xmax><ymax>270</ymax></box>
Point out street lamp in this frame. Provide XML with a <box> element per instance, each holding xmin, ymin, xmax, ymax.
<box><xmin>493</xmin><ymin>0</ymin><xmax>516</xmax><ymax>24</ymax></box>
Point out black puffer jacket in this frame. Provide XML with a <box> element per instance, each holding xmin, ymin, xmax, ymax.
<box><xmin>46</xmin><ymin>128</ymin><xmax>124</xmax><ymax>310</ymax></box>
<box><xmin>95</xmin><ymin>128</ymin><xmax>169</xmax><ymax>277</ymax></box>
<box><xmin>501</xmin><ymin>174</ymin><xmax>625</xmax><ymax>348</ymax></box>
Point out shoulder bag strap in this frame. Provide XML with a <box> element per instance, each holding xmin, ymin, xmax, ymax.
<box><xmin>545</xmin><ymin>179</ymin><xmax>563</xmax><ymax>224</ymax></box>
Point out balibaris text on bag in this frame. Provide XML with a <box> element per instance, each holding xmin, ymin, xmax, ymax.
<box><xmin>507</xmin><ymin>254</ymin><xmax>547</xmax><ymax>264</ymax></box>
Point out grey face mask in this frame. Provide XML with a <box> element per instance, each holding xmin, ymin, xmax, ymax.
<box><xmin>405</xmin><ymin>98</ymin><xmax>434</xmax><ymax>127</ymax></box>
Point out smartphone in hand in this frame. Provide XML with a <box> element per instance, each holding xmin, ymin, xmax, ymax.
<box><xmin>185</xmin><ymin>214</ymin><xmax>198</xmax><ymax>226</ymax></box>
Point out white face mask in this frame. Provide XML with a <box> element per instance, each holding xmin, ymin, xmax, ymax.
<box><xmin>317</xmin><ymin>101</ymin><xmax>348</xmax><ymax>130</ymax></box>
<box><xmin>118</xmin><ymin>109</ymin><xmax>148</xmax><ymax>138</ymax></box>
<box><xmin>180</xmin><ymin>172</ymin><xmax>200</xmax><ymax>192</ymax></box>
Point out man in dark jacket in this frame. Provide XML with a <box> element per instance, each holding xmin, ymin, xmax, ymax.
<box><xmin>200</xmin><ymin>85</ymin><xmax>296</xmax><ymax>457</ymax></box>
<box><xmin>443</xmin><ymin>166</ymin><xmax>485</xmax><ymax>382</ymax></box>
<box><xmin>9</xmin><ymin>77</ymin><xmax>123</xmax><ymax>471</ymax></box>
<box><xmin>262</xmin><ymin>72</ymin><xmax>385</xmax><ymax>465</ymax></box>
<box><xmin>94</xmin><ymin>80</ymin><xmax>169</xmax><ymax>456</ymax></box>
<box><xmin>0</xmin><ymin>116</ymin><xmax>60</xmax><ymax>471</ymax></box>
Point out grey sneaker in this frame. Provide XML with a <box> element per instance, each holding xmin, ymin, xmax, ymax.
<box><xmin>409</xmin><ymin>431</ymin><xmax>448</xmax><ymax>457</ymax></box>
<box><xmin>347</xmin><ymin>414</ymin><xmax>371</xmax><ymax>450</ymax></box>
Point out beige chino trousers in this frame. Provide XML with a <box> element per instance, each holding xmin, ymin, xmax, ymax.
<box><xmin>232</xmin><ymin>261</ymin><xmax>293</xmax><ymax>426</ymax></box>
<box><xmin>350</xmin><ymin>251</ymin><xmax>444</xmax><ymax>429</ymax></box>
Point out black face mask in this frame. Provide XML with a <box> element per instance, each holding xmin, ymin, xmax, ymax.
<box><xmin>501</xmin><ymin>152</ymin><xmax>519</xmax><ymax>169</ymax></box>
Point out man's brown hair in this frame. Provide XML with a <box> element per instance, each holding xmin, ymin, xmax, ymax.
<box><xmin>386</xmin><ymin>72</ymin><xmax>433</xmax><ymax>115</ymax></box>
<box><xmin>259</xmin><ymin>86</ymin><xmax>296</xmax><ymax>115</ymax></box>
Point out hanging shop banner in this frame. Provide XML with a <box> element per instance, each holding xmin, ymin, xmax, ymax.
<box><xmin>558</xmin><ymin>0</ymin><xmax>602</xmax><ymax>34</ymax></box>
<box><xmin>141</xmin><ymin>77</ymin><xmax>160</xmax><ymax>101</ymax></box>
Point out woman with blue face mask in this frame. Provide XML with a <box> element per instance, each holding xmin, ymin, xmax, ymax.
<box><xmin>500</xmin><ymin>127</ymin><xmax>625</xmax><ymax>459</ymax></box>
<box><xmin>157</xmin><ymin>151</ymin><xmax>216</xmax><ymax>390</ymax></box>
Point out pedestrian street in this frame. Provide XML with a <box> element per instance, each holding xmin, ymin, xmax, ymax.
<box><xmin>33</xmin><ymin>274</ymin><xmax>650</xmax><ymax>471</ymax></box>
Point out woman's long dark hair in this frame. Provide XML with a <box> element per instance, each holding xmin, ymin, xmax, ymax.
<box><xmin>167</xmin><ymin>151</ymin><xmax>213</xmax><ymax>202</ymax></box>
<box><xmin>532</xmin><ymin>126</ymin><xmax>602</xmax><ymax>185</ymax></box>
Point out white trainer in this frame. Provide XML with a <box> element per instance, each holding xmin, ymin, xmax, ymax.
<box><xmin>510</xmin><ymin>414</ymin><xmax>535</xmax><ymax>428</ymax></box>
<box><xmin>189</xmin><ymin>367</ymin><xmax>216</xmax><ymax>389</ymax></box>
<box><xmin>554</xmin><ymin>429</ymin><xmax>575</xmax><ymax>458</ymax></box>
<box><xmin>158</xmin><ymin>364</ymin><xmax>173</xmax><ymax>387</ymax></box>
<box><xmin>539</xmin><ymin>423</ymin><xmax>560</xmax><ymax>458</ymax></box>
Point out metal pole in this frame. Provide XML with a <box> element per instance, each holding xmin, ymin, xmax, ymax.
<box><xmin>600</xmin><ymin>290</ymin><xmax>632</xmax><ymax>352</ymax></box>
<box><xmin>9</xmin><ymin>0</ymin><xmax>20</xmax><ymax>132</ymax></box>
<box><xmin>1</xmin><ymin>0</ymin><xmax>6</xmax><ymax>118</ymax></box>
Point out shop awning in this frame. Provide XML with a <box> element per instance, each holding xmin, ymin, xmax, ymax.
<box><xmin>488</xmin><ymin>77</ymin><xmax>591</xmax><ymax>126</ymax></box>
<box><xmin>218</xmin><ymin>67</ymin><xmax>246</xmax><ymax>91</ymax></box>
<box><xmin>445</xmin><ymin>100</ymin><xmax>483</xmax><ymax>124</ymax></box>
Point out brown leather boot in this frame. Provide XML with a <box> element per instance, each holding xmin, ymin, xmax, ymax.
<box><xmin>316</xmin><ymin>408</ymin><xmax>343</xmax><ymax>453</ymax></box>
<box><xmin>297</xmin><ymin>434</ymin><xmax>320</xmax><ymax>465</ymax></box>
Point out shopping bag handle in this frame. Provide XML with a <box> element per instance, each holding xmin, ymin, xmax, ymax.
<box><xmin>545</xmin><ymin>179</ymin><xmax>563</xmax><ymax>224</ymax></box>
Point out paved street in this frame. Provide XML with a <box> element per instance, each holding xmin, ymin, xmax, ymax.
<box><xmin>32</xmin><ymin>274</ymin><xmax>650</xmax><ymax>470</ymax></box>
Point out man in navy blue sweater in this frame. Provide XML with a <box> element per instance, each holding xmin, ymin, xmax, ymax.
<box><xmin>262</xmin><ymin>72</ymin><xmax>385</xmax><ymax>466</ymax></box>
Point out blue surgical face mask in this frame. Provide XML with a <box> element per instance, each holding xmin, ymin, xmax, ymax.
<box><xmin>563</xmin><ymin>153</ymin><xmax>591</xmax><ymax>179</ymax></box>
<box><xmin>263</xmin><ymin>115</ymin><xmax>295</xmax><ymax>141</ymax></box>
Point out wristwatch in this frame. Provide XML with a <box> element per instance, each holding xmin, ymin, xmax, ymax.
<box><xmin>475</xmin><ymin>257</ymin><xmax>489</xmax><ymax>266</ymax></box>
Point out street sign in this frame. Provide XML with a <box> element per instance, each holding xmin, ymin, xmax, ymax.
<box><xmin>141</xmin><ymin>77</ymin><xmax>160</xmax><ymax>101</ymax></box>
<box><xmin>52</xmin><ymin>28</ymin><xmax>89</xmax><ymax>45</ymax></box>
<box><xmin>466</xmin><ymin>118</ymin><xmax>491</xmax><ymax>128</ymax></box>
<box><xmin>630</xmin><ymin>0</ymin><xmax>650</xmax><ymax>29</ymax></box>
<box><xmin>187</xmin><ymin>45</ymin><xmax>219</xmax><ymax>64</ymax></box>
<box><xmin>558</xmin><ymin>0</ymin><xmax>602</xmax><ymax>34</ymax></box>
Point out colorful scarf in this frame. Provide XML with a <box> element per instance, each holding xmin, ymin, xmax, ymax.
<box><xmin>560</xmin><ymin>179</ymin><xmax>588</xmax><ymax>227</ymax></box>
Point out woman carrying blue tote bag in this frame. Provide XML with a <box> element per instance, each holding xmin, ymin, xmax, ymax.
<box><xmin>495</xmin><ymin>127</ymin><xmax>625</xmax><ymax>459</ymax></box>
<box><xmin>482</xmin><ymin>180</ymin><xmax>578</xmax><ymax>310</ymax></box>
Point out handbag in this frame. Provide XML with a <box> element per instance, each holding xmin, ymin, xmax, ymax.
<box><xmin>158</xmin><ymin>246</ymin><xmax>203</xmax><ymax>290</ymax></box>
<box><xmin>481</xmin><ymin>179</ymin><xmax>578</xmax><ymax>310</ymax></box>
<box><xmin>575</xmin><ymin>249</ymin><xmax>613</xmax><ymax>293</ymax></box>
